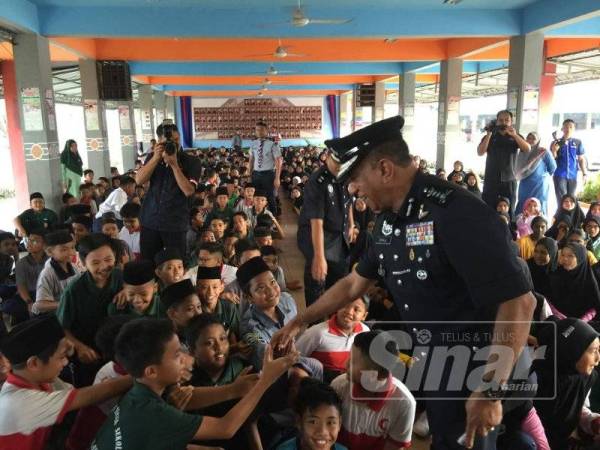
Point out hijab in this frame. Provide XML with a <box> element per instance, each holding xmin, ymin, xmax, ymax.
<box><xmin>548</xmin><ymin>242</ymin><xmax>600</xmax><ymax>318</ymax></box>
<box><xmin>545</xmin><ymin>212</ymin><xmax>572</xmax><ymax>242</ymax></box>
<box><xmin>585</xmin><ymin>215</ymin><xmax>600</xmax><ymax>248</ymax></box>
<box><xmin>534</xmin><ymin>317</ymin><xmax>599</xmax><ymax>450</ymax></box>
<box><xmin>516</xmin><ymin>198</ymin><xmax>541</xmax><ymax>237</ymax></box>
<box><xmin>515</xmin><ymin>132</ymin><xmax>546</xmax><ymax>181</ymax></box>
<box><xmin>586</xmin><ymin>201</ymin><xmax>600</xmax><ymax>220</ymax></box>
<box><xmin>553</xmin><ymin>194</ymin><xmax>585</xmax><ymax>230</ymax></box>
<box><xmin>60</xmin><ymin>139</ymin><xmax>83</xmax><ymax>176</ymax></box>
<box><xmin>527</xmin><ymin>237</ymin><xmax>558</xmax><ymax>298</ymax></box>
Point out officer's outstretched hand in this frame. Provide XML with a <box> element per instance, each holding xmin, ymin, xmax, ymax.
<box><xmin>464</xmin><ymin>392</ymin><xmax>503</xmax><ymax>448</ymax></box>
<box><xmin>271</xmin><ymin>317</ymin><xmax>303</xmax><ymax>352</ymax></box>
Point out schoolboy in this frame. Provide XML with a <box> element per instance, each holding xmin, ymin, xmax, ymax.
<box><xmin>95</xmin><ymin>175</ymin><xmax>136</xmax><ymax>222</ymax></box>
<box><xmin>205</xmin><ymin>186</ymin><xmax>234</xmax><ymax>227</ymax></box>
<box><xmin>33</xmin><ymin>230</ymin><xmax>79</xmax><ymax>315</ymax></box>
<box><xmin>57</xmin><ymin>233</ymin><xmax>124</xmax><ymax>385</ymax></box>
<box><xmin>79</xmin><ymin>183</ymin><xmax>98</xmax><ymax>215</ymax></box>
<box><xmin>71</xmin><ymin>214</ymin><xmax>92</xmax><ymax>245</ymax></box>
<box><xmin>210</xmin><ymin>216</ymin><xmax>228</xmax><ymax>242</ymax></box>
<box><xmin>118</xmin><ymin>202</ymin><xmax>141</xmax><ymax>260</ymax></box>
<box><xmin>222</xmin><ymin>230</ymin><xmax>240</xmax><ymax>265</ymax></box>
<box><xmin>225</xmin><ymin>239</ymin><xmax>261</xmax><ymax>314</ymax></box>
<box><xmin>91</xmin><ymin>318</ymin><xmax>298</xmax><ymax>449</ymax></box>
<box><xmin>187</xmin><ymin>242</ymin><xmax>237</xmax><ymax>286</ymax></box>
<box><xmin>108</xmin><ymin>260</ymin><xmax>162</xmax><ymax>317</ymax></box>
<box><xmin>0</xmin><ymin>316</ymin><xmax>131</xmax><ymax>450</ymax></box>
<box><xmin>255</xmin><ymin>226</ymin><xmax>274</xmax><ymax>247</ymax></box>
<box><xmin>0</xmin><ymin>231</ymin><xmax>19</xmax><ymax>264</ymax></box>
<box><xmin>14</xmin><ymin>192</ymin><xmax>58</xmax><ymax>237</ymax></box>
<box><xmin>331</xmin><ymin>331</ymin><xmax>416</xmax><ymax>450</ymax></box>
<box><xmin>261</xmin><ymin>244</ymin><xmax>287</xmax><ymax>290</ymax></box>
<box><xmin>154</xmin><ymin>247</ymin><xmax>185</xmax><ymax>288</ymax></box>
<box><xmin>232</xmin><ymin>211</ymin><xmax>252</xmax><ymax>240</ymax></box>
<box><xmin>195</xmin><ymin>265</ymin><xmax>239</xmax><ymax>335</ymax></box>
<box><xmin>83</xmin><ymin>169</ymin><xmax>94</xmax><ymax>184</ymax></box>
<box><xmin>101</xmin><ymin>216</ymin><xmax>132</xmax><ymax>266</ymax></box>
<box><xmin>234</xmin><ymin>182</ymin><xmax>256</xmax><ymax>218</ymax></box>
<box><xmin>160</xmin><ymin>279</ymin><xmax>202</xmax><ymax>338</ymax></box>
<box><xmin>295</xmin><ymin>298</ymin><xmax>369</xmax><ymax>382</ymax></box>
<box><xmin>186</xmin><ymin>206</ymin><xmax>204</xmax><ymax>262</ymax></box>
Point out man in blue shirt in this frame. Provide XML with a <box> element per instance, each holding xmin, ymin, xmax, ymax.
<box><xmin>249</xmin><ymin>121</ymin><xmax>282</xmax><ymax>215</ymax></box>
<box><xmin>551</xmin><ymin>118</ymin><xmax>587</xmax><ymax>205</ymax></box>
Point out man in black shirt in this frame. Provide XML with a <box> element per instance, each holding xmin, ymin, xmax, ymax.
<box><xmin>477</xmin><ymin>110</ymin><xmax>530</xmax><ymax>217</ymax></box>
<box><xmin>136</xmin><ymin>122</ymin><xmax>202</xmax><ymax>260</ymax></box>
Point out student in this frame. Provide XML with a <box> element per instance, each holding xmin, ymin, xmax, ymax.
<box><xmin>552</xmin><ymin>194</ymin><xmax>585</xmax><ymax>231</ymax></box>
<box><xmin>95</xmin><ymin>176</ymin><xmax>136</xmax><ymax>223</ymax></box>
<box><xmin>209</xmin><ymin>216</ymin><xmax>228</xmax><ymax>243</ymax></box>
<box><xmin>100</xmin><ymin>216</ymin><xmax>132</xmax><ymax>267</ymax></box>
<box><xmin>516</xmin><ymin>216</ymin><xmax>547</xmax><ymax>260</ymax></box>
<box><xmin>331</xmin><ymin>331</ymin><xmax>416</xmax><ymax>450</ymax></box>
<box><xmin>59</xmin><ymin>193</ymin><xmax>78</xmax><ymax>224</ymax></box>
<box><xmin>70</xmin><ymin>214</ymin><xmax>92</xmax><ymax>244</ymax></box>
<box><xmin>0</xmin><ymin>316</ymin><xmax>132</xmax><ymax>450</ymax></box>
<box><xmin>465</xmin><ymin>172</ymin><xmax>481</xmax><ymax>199</ymax></box>
<box><xmin>160</xmin><ymin>279</ymin><xmax>202</xmax><ymax>339</ymax></box>
<box><xmin>108</xmin><ymin>260</ymin><xmax>162</xmax><ymax>317</ymax></box>
<box><xmin>13</xmin><ymin>192</ymin><xmax>58</xmax><ymax>237</ymax></box>
<box><xmin>261</xmin><ymin>245</ymin><xmax>302</xmax><ymax>291</ymax></box>
<box><xmin>33</xmin><ymin>230</ymin><xmax>80</xmax><ymax>315</ymax></box>
<box><xmin>567</xmin><ymin>228</ymin><xmax>598</xmax><ymax>265</ymax></box>
<box><xmin>83</xmin><ymin>169</ymin><xmax>94</xmax><ymax>184</ymax></box>
<box><xmin>154</xmin><ymin>247</ymin><xmax>185</xmax><ymax>288</ymax></box>
<box><xmin>534</xmin><ymin>318</ymin><xmax>600</xmax><ymax>450</ymax></box>
<box><xmin>10</xmin><ymin>230</ymin><xmax>47</xmax><ymax>322</ymax></box>
<box><xmin>548</xmin><ymin>242</ymin><xmax>600</xmax><ymax>321</ymax></box>
<box><xmin>91</xmin><ymin>318</ymin><xmax>298</xmax><ymax>450</ymax></box>
<box><xmin>79</xmin><ymin>183</ymin><xmax>98</xmax><ymax>216</ymax></box>
<box><xmin>526</xmin><ymin>237</ymin><xmax>558</xmax><ymax>299</ymax></box>
<box><xmin>254</xmin><ymin>226</ymin><xmax>274</xmax><ymax>247</ymax></box>
<box><xmin>545</xmin><ymin>212</ymin><xmax>572</xmax><ymax>245</ymax></box>
<box><xmin>186</xmin><ymin>206</ymin><xmax>204</xmax><ymax>262</ymax></box>
<box><xmin>515</xmin><ymin>197</ymin><xmax>542</xmax><ymax>238</ymax></box>
<box><xmin>587</xmin><ymin>201</ymin><xmax>600</xmax><ymax>220</ymax></box>
<box><xmin>195</xmin><ymin>266</ymin><xmax>239</xmax><ymax>338</ymax></box>
<box><xmin>57</xmin><ymin>233</ymin><xmax>124</xmax><ymax>386</ymax></box>
<box><xmin>296</xmin><ymin>298</ymin><xmax>369</xmax><ymax>383</ymax></box>
<box><xmin>222</xmin><ymin>231</ymin><xmax>240</xmax><ymax>265</ymax></box>
<box><xmin>496</xmin><ymin>196</ymin><xmax>511</xmax><ymax>215</ymax></box>
<box><xmin>277</xmin><ymin>378</ymin><xmax>348</xmax><ymax>450</ymax></box>
<box><xmin>446</xmin><ymin>160</ymin><xmax>465</xmax><ymax>183</ymax></box>
<box><xmin>586</xmin><ymin>215</ymin><xmax>600</xmax><ymax>261</ymax></box>
<box><xmin>205</xmin><ymin>186</ymin><xmax>234</xmax><ymax>227</ymax></box>
<box><xmin>251</xmin><ymin>189</ymin><xmax>282</xmax><ymax>230</ymax></box>
<box><xmin>225</xmin><ymin>239</ymin><xmax>260</xmax><ymax>312</ymax></box>
<box><xmin>118</xmin><ymin>202</ymin><xmax>141</xmax><ymax>261</ymax></box>
<box><xmin>187</xmin><ymin>242</ymin><xmax>237</xmax><ymax>286</ymax></box>
<box><xmin>232</xmin><ymin>211</ymin><xmax>252</xmax><ymax>240</ymax></box>
<box><xmin>234</xmin><ymin>182</ymin><xmax>256</xmax><ymax>218</ymax></box>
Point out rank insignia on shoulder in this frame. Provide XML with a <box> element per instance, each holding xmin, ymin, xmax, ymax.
<box><xmin>422</xmin><ymin>186</ymin><xmax>454</xmax><ymax>206</ymax></box>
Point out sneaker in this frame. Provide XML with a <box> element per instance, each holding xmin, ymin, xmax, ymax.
<box><xmin>413</xmin><ymin>411</ymin><xmax>430</xmax><ymax>438</ymax></box>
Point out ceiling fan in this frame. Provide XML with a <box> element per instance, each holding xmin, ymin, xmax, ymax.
<box><xmin>246</xmin><ymin>39</ymin><xmax>306</xmax><ymax>59</ymax></box>
<box><xmin>251</xmin><ymin>64</ymin><xmax>298</xmax><ymax>76</ymax></box>
<box><xmin>261</xmin><ymin>0</ymin><xmax>352</xmax><ymax>28</ymax></box>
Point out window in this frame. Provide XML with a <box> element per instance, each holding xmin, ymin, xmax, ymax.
<box><xmin>552</xmin><ymin>113</ymin><xmax>560</xmax><ymax>128</ymax></box>
<box><xmin>591</xmin><ymin>113</ymin><xmax>600</xmax><ymax>130</ymax></box>
<box><xmin>564</xmin><ymin>113</ymin><xmax>587</xmax><ymax>130</ymax></box>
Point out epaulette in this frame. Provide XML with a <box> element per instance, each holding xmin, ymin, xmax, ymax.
<box><xmin>422</xmin><ymin>185</ymin><xmax>455</xmax><ymax>206</ymax></box>
<box><xmin>316</xmin><ymin>168</ymin><xmax>330</xmax><ymax>184</ymax></box>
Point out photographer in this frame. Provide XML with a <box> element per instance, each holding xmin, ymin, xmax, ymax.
<box><xmin>478</xmin><ymin>110</ymin><xmax>531</xmax><ymax>217</ymax></box>
<box><xmin>136</xmin><ymin>121</ymin><xmax>201</xmax><ymax>260</ymax></box>
<box><xmin>551</xmin><ymin>118</ymin><xmax>587</xmax><ymax>205</ymax></box>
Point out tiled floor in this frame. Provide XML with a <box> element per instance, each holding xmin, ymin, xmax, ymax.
<box><xmin>276</xmin><ymin>198</ymin><xmax>432</xmax><ymax>449</ymax></box>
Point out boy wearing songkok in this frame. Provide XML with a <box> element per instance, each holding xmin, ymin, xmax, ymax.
<box><xmin>108</xmin><ymin>260</ymin><xmax>162</xmax><ymax>317</ymax></box>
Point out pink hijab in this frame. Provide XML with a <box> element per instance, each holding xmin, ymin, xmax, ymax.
<box><xmin>517</xmin><ymin>197</ymin><xmax>542</xmax><ymax>237</ymax></box>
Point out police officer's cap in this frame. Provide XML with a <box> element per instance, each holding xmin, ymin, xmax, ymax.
<box><xmin>0</xmin><ymin>316</ymin><xmax>65</xmax><ymax>365</ymax></box>
<box><xmin>325</xmin><ymin>115</ymin><xmax>405</xmax><ymax>182</ymax></box>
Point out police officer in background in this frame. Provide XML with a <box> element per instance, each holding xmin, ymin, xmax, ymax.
<box><xmin>249</xmin><ymin>121</ymin><xmax>282</xmax><ymax>215</ymax></box>
<box><xmin>297</xmin><ymin>148</ymin><xmax>354</xmax><ymax>306</ymax></box>
<box><xmin>273</xmin><ymin>116</ymin><xmax>536</xmax><ymax>450</ymax></box>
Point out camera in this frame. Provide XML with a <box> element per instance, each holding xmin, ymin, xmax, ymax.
<box><xmin>483</xmin><ymin>120</ymin><xmax>507</xmax><ymax>133</ymax></box>
<box><xmin>161</xmin><ymin>119</ymin><xmax>177</xmax><ymax>155</ymax></box>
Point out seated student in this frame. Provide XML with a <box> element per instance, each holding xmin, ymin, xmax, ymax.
<box><xmin>534</xmin><ymin>318</ymin><xmax>600</xmax><ymax>450</ymax></box>
<box><xmin>290</xmin><ymin>186</ymin><xmax>303</xmax><ymax>214</ymax></box>
<box><xmin>276</xmin><ymin>378</ymin><xmax>347</xmax><ymax>450</ymax></box>
<box><xmin>57</xmin><ymin>233</ymin><xmax>124</xmax><ymax>386</ymax></box>
<box><xmin>187</xmin><ymin>241</ymin><xmax>237</xmax><ymax>286</ymax></box>
<box><xmin>554</xmin><ymin>194</ymin><xmax>586</xmax><ymax>231</ymax></box>
<box><xmin>79</xmin><ymin>183</ymin><xmax>98</xmax><ymax>216</ymax></box>
<box><xmin>160</xmin><ymin>279</ymin><xmax>202</xmax><ymax>341</ymax></box>
<box><xmin>209</xmin><ymin>216</ymin><xmax>228</xmax><ymax>243</ymax></box>
<box><xmin>496</xmin><ymin>196</ymin><xmax>510</xmax><ymax>216</ymax></box>
<box><xmin>223</xmin><ymin>231</ymin><xmax>240</xmax><ymax>266</ymax></box>
<box><xmin>295</xmin><ymin>298</ymin><xmax>369</xmax><ymax>383</ymax></box>
<box><xmin>250</xmin><ymin>189</ymin><xmax>282</xmax><ymax>230</ymax></box>
<box><xmin>95</xmin><ymin>175</ymin><xmax>136</xmax><ymax>224</ymax></box>
<box><xmin>547</xmin><ymin>242</ymin><xmax>600</xmax><ymax>321</ymax></box>
<box><xmin>10</xmin><ymin>230</ymin><xmax>48</xmax><ymax>322</ymax></box>
<box><xmin>234</xmin><ymin>183</ymin><xmax>256</xmax><ymax>218</ymax></box>
<box><xmin>0</xmin><ymin>316</ymin><xmax>132</xmax><ymax>450</ymax></box>
<box><xmin>254</xmin><ymin>226</ymin><xmax>274</xmax><ymax>248</ymax></box>
<box><xmin>526</xmin><ymin>237</ymin><xmax>558</xmax><ymax>299</ymax></box>
<box><xmin>464</xmin><ymin>172</ymin><xmax>481</xmax><ymax>199</ymax></box>
<box><xmin>515</xmin><ymin>197</ymin><xmax>542</xmax><ymax>238</ymax></box>
<box><xmin>33</xmin><ymin>230</ymin><xmax>80</xmax><ymax>315</ymax></box>
<box><xmin>154</xmin><ymin>247</ymin><xmax>185</xmax><ymax>289</ymax></box>
<box><xmin>261</xmin><ymin>245</ymin><xmax>302</xmax><ymax>291</ymax></box>
<box><xmin>225</xmin><ymin>239</ymin><xmax>261</xmax><ymax>313</ymax></box>
<box><xmin>205</xmin><ymin>186</ymin><xmax>234</xmax><ymax>227</ymax></box>
<box><xmin>83</xmin><ymin>168</ymin><xmax>94</xmax><ymax>184</ymax></box>
<box><xmin>71</xmin><ymin>214</ymin><xmax>92</xmax><ymax>245</ymax></box>
<box><xmin>110</xmin><ymin>176</ymin><xmax>120</xmax><ymax>190</ymax></box>
<box><xmin>118</xmin><ymin>202</ymin><xmax>141</xmax><ymax>261</ymax></box>
<box><xmin>545</xmin><ymin>212</ymin><xmax>572</xmax><ymax>245</ymax></box>
<box><xmin>13</xmin><ymin>192</ymin><xmax>58</xmax><ymax>238</ymax></box>
<box><xmin>232</xmin><ymin>211</ymin><xmax>253</xmax><ymax>240</ymax></box>
<box><xmin>517</xmin><ymin>216</ymin><xmax>547</xmax><ymax>260</ymax></box>
<box><xmin>331</xmin><ymin>331</ymin><xmax>416</xmax><ymax>450</ymax></box>
<box><xmin>186</xmin><ymin>206</ymin><xmax>204</xmax><ymax>262</ymax></box>
<box><xmin>567</xmin><ymin>228</ymin><xmax>598</xmax><ymax>265</ymax></box>
<box><xmin>59</xmin><ymin>193</ymin><xmax>78</xmax><ymax>224</ymax></box>
<box><xmin>108</xmin><ymin>260</ymin><xmax>162</xmax><ymax>317</ymax></box>
<box><xmin>91</xmin><ymin>318</ymin><xmax>298</xmax><ymax>450</ymax></box>
<box><xmin>0</xmin><ymin>232</ymin><xmax>19</xmax><ymax>269</ymax></box>
<box><xmin>100</xmin><ymin>216</ymin><xmax>132</xmax><ymax>267</ymax></box>
<box><xmin>200</xmin><ymin>228</ymin><xmax>216</xmax><ymax>244</ymax></box>
<box><xmin>195</xmin><ymin>266</ymin><xmax>239</xmax><ymax>340</ymax></box>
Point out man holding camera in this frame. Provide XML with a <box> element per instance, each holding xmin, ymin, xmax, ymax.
<box><xmin>551</xmin><ymin>118</ymin><xmax>587</xmax><ymax>205</ymax></box>
<box><xmin>136</xmin><ymin>121</ymin><xmax>201</xmax><ymax>260</ymax></box>
<box><xmin>249</xmin><ymin>121</ymin><xmax>282</xmax><ymax>215</ymax></box>
<box><xmin>478</xmin><ymin>110</ymin><xmax>531</xmax><ymax>217</ymax></box>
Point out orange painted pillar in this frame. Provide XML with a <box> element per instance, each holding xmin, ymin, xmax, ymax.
<box><xmin>538</xmin><ymin>61</ymin><xmax>556</xmax><ymax>148</ymax></box>
<box><xmin>1</xmin><ymin>60</ymin><xmax>29</xmax><ymax>211</ymax></box>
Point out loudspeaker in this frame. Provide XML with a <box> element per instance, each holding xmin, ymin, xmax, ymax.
<box><xmin>96</xmin><ymin>61</ymin><xmax>132</xmax><ymax>101</ymax></box>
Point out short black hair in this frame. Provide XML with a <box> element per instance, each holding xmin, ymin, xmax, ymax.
<box><xmin>185</xmin><ymin>314</ymin><xmax>225</xmax><ymax>351</ymax></box>
<box><xmin>10</xmin><ymin>340</ymin><xmax>61</xmax><ymax>371</ymax></box>
<box><xmin>95</xmin><ymin>315</ymin><xmax>137</xmax><ymax>361</ymax></box>
<box><xmin>84</xmin><ymin>169</ymin><xmax>94</xmax><ymax>176</ymax></box>
<box><xmin>120</xmin><ymin>202</ymin><xmax>141</xmax><ymax>219</ymax></box>
<box><xmin>62</xmin><ymin>193</ymin><xmax>74</xmax><ymax>203</ymax></box>
<box><xmin>496</xmin><ymin>109</ymin><xmax>513</xmax><ymax>120</ymax></box>
<box><xmin>353</xmin><ymin>330</ymin><xmax>400</xmax><ymax>377</ymax></box>
<box><xmin>198</xmin><ymin>241</ymin><xmax>224</xmax><ymax>256</ymax></box>
<box><xmin>0</xmin><ymin>232</ymin><xmax>15</xmax><ymax>243</ymax></box>
<box><xmin>120</xmin><ymin>175</ymin><xmax>136</xmax><ymax>186</ymax></box>
<box><xmin>563</xmin><ymin>118</ymin><xmax>576</xmax><ymax>127</ymax></box>
<box><xmin>78</xmin><ymin>233</ymin><xmax>115</xmax><ymax>261</ymax></box>
<box><xmin>71</xmin><ymin>215</ymin><xmax>93</xmax><ymax>230</ymax></box>
<box><xmin>101</xmin><ymin>216</ymin><xmax>118</xmax><ymax>226</ymax></box>
<box><xmin>115</xmin><ymin>318</ymin><xmax>175</xmax><ymax>378</ymax></box>
<box><xmin>233</xmin><ymin>211</ymin><xmax>248</xmax><ymax>221</ymax></box>
<box><xmin>294</xmin><ymin>378</ymin><xmax>342</xmax><ymax>417</ymax></box>
<box><xmin>234</xmin><ymin>238</ymin><xmax>259</xmax><ymax>256</ymax></box>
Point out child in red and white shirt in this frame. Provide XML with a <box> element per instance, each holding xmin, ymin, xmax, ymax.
<box><xmin>331</xmin><ymin>330</ymin><xmax>416</xmax><ymax>450</ymax></box>
<box><xmin>296</xmin><ymin>297</ymin><xmax>369</xmax><ymax>382</ymax></box>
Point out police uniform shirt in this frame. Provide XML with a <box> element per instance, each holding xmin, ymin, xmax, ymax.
<box><xmin>139</xmin><ymin>150</ymin><xmax>202</xmax><ymax>233</ymax></box>
<box><xmin>355</xmin><ymin>172</ymin><xmax>531</xmax><ymax>330</ymax></box>
<box><xmin>91</xmin><ymin>382</ymin><xmax>202</xmax><ymax>450</ymax></box>
<box><xmin>298</xmin><ymin>166</ymin><xmax>350</xmax><ymax>262</ymax></box>
<box><xmin>250</xmin><ymin>138</ymin><xmax>281</xmax><ymax>172</ymax></box>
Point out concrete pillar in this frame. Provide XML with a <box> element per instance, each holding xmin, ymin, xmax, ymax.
<box><xmin>339</xmin><ymin>92</ymin><xmax>351</xmax><ymax>137</ymax></box>
<box><xmin>436</xmin><ymin>59</ymin><xmax>463</xmax><ymax>170</ymax></box>
<box><xmin>139</xmin><ymin>85</ymin><xmax>155</xmax><ymax>151</ymax></box>
<box><xmin>399</xmin><ymin>73</ymin><xmax>416</xmax><ymax>152</ymax></box>
<box><xmin>117</xmin><ymin>102</ymin><xmax>138</xmax><ymax>171</ymax></box>
<box><xmin>153</xmin><ymin>91</ymin><xmax>166</xmax><ymax>126</ymax></box>
<box><xmin>351</xmin><ymin>86</ymin><xmax>357</xmax><ymax>132</ymax></box>
<box><xmin>165</xmin><ymin>95</ymin><xmax>176</xmax><ymax>121</ymax></box>
<box><xmin>79</xmin><ymin>58</ymin><xmax>110</xmax><ymax>178</ymax></box>
<box><xmin>11</xmin><ymin>34</ymin><xmax>62</xmax><ymax>211</ymax></box>
<box><xmin>506</xmin><ymin>33</ymin><xmax>545</xmax><ymax>136</ymax></box>
<box><xmin>374</xmin><ymin>80</ymin><xmax>386</xmax><ymax>122</ymax></box>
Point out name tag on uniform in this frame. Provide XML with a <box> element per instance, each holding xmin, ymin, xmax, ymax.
<box><xmin>406</xmin><ymin>221</ymin><xmax>434</xmax><ymax>246</ymax></box>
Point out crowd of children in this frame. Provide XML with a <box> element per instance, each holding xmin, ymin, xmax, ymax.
<box><xmin>1</xmin><ymin>138</ymin><xmax>600</xmax><ymax>450</ymax></box>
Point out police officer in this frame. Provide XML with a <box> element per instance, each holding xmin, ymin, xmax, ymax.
<box><xmin>272</xmin><ymin>116</ymin><xmax>536</xmax><ymax>450</ymax></box>
<box><xmin>297</xmin><ymin>148</ymin><xmax>354</xmax><ymax>306</ymax></box>
<box><xmin>249</xmin><ymin>120</ymin><xmax>282</xmax><ymax>215</ymax></box>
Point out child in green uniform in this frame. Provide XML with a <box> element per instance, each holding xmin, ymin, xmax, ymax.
<box><xmin>154</xmin><ymin>247</ymin><xmax>185</xmax><ymax>288</ymax></box>
<box><xmin>160</xmin><ymin>279</ymin><xmax>202</xmax><ymax>340</ymax></box>
<box><xmin>91</xmin><ymin>318</ymin><xmax>299</xmax><ymax>450</ymax></box>
<box><xmin>108</xmin><ymin>260</ymin><xmax>162</xmax><ymax>318</ymax></box>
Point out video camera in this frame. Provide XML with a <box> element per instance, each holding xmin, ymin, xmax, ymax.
<box><xmin>483</xmin><ymin>120</ymin><xmax>507</xmax><ymax>133</ymax></box>
<box><xmin>161</xmin><ymin>119</ymin><xmax>178</xmax><ymax>156</ymax></box>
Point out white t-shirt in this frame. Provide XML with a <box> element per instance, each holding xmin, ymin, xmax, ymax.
<box><xmin>118</xmin><ymin>228</ymin><xmax>141</xmax><ymax>260</ymax></box>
